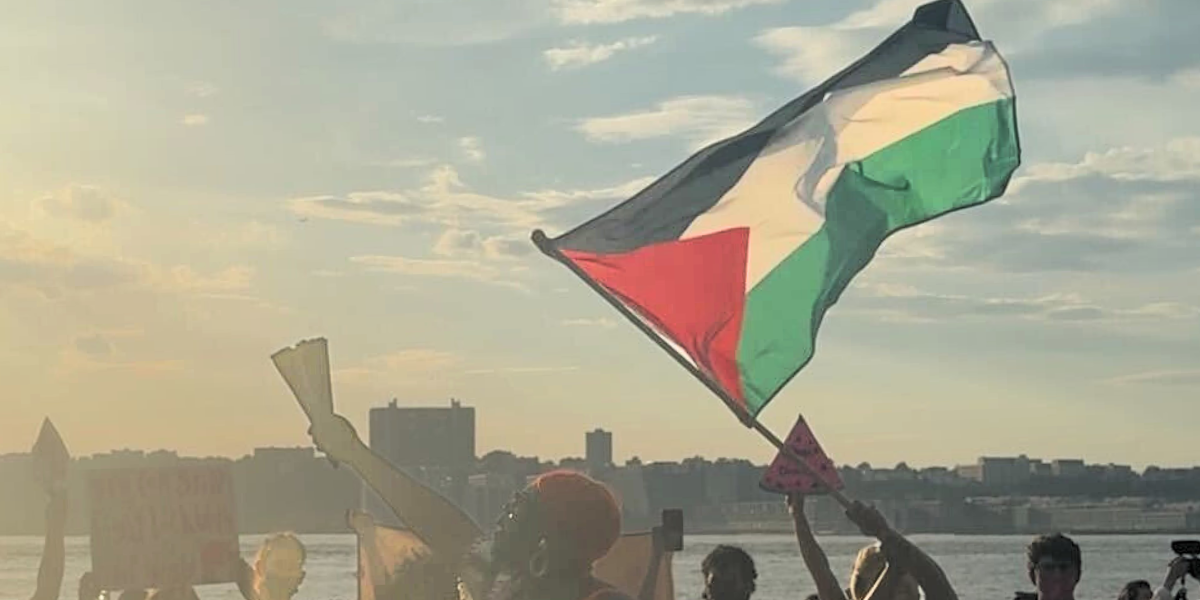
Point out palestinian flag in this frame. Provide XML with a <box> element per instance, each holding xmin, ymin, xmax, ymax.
<box><xmin>534</xmin><ymin>0</ymin><xmax>1019</xmax><ymax>419</ymax></box>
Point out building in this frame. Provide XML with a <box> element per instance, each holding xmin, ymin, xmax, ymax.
<box><xmin>369</xmin><ymin>398</ymin><xmax>476</xmax><ymax>469</ymax></box>
<box><xmin>977</xmin><ymin>456</ymin><xmax>1033</xmax><ymax>487</ymax></box>
<box><xmin>1052</xmin><ymin>459</ymin><xmax>1086</xmax><ymax>478</ymax></box>
<box><xmin>365</xmin><ymin>398</ymin><xmax>477</xmax><ymax>524</ymax></box>
<box><xmin>586</xmin><ymin>429</ymin><xmax>613</xmax><ymax>470</ymax></box>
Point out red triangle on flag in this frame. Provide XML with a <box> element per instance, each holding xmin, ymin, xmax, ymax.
<box><xmin>759</xmin><ymin>415</ymin><xmax>843</xmax><ymax>495</ymax></box>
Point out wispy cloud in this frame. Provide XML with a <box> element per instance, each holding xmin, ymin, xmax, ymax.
<box><xmin>1104</xmin><ymin>370</ymin><xmax>1200</xmax><ymax>387</ymax></box>
<box><xmin>576</xmin><ymin>95</ymin><xmax>758</xmax><ymax>150</ymax></box>
<box><xmin>37</xmin><ymin>185</ymin><xmax>122</xmax><ymax>224</ymax></box>
<box><xmin>290</xmin><ymin>165</ymin><xmax>652</xmax><ymax>231</ymax></box>
<box><xmin>554</xmin><ymin>0</ymin><xmax>782</xmax><ymax>24</ymax></box>
<box><xmin>755</xmin><ymin>0</ymin><xmax>1128</xmax><ymax>84</ymax></box>
<box><xmin>464</xmin><ymin>366</ymin><xmax>580</xmax><ymax>375</ymax></box>
<box><xmin>416</xmin><ymin>115</ymin><xmax>445</xmax><ymax>124</ymax></box>
<box><xmin>186</xmin><ymin>81</ymin><xmax>219</xmax><ymax>98</ymax></box>
<box><xmin>433</xmin><ymin>228</ymin><xmax>534</xmax><ymax>260</ymax></box>
<box><xmin>181</xmin><ymin>114</ymin><xmax>209</xmax><ymax>127</ymax></box>
<box><xmin>459</xmin><ymin>136</ymin><xmax>486</xmax><ymax>162</ymax></box>
<box><xmin>334</xmin><ymin>349</ymin><xmax>461</xmax><ymax>385</ymax></box>
<box><xmin>374</xmin><ymin>157</ymin><xmax>438</xmax><ymax>169</ymax></box>
<box><xmin>544</xmin><ymin>36</ymin><xmax>658</xmax><ymax>70</ymax></box>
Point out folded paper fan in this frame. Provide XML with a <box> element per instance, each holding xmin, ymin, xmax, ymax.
<box><xmin>271</xmin><ymin>338</ymin><xmax>336</xmax><ymax>425</ymax></box>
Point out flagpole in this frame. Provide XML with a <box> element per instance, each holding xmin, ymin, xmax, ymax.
<box><xmin>532</xmin><ymin>230</ymin><xmax>854</xmax><ymax>510</ymax></box>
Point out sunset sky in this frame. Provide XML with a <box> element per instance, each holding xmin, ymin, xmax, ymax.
<box><xmin>2</xmin><ymin>0</ymin><xmax>1197</xmax><ymax>470</ymax></box>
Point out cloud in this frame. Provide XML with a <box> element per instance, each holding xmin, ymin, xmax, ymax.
<box><xmin>576</xmin><ymin>95</ymin><xmax>759</xmax><ymax>150</ymax></box>
<box><xmin>1105</xmin><ymin>370</ymin><xmax>1200</xmax><ymax>387</ymax></box>
<box><xmin>554</xmin><ymin>0</ymin><xmax>782</xmax><ymax>24</ymax></box>
<box><xmin>186</xmin><ymin>82</ymin><xmax>219</xmax><ymax>98</ymax></box>
<box><xmin>375</xmin><ymin>157</ymin><xmax>438</xmax><ymax>169</ymax></box>
<box><xmin>1172</xmin><ymin>68</ymin><xmax>1200</xmax><ymax>89</ymax></box>
<box><xmin>754</xmin><ymin>0</ymin><xmax>1133</xmax><ymax>85</ymax></box>
<box><xmin>37</xmin><ymin>185</ymin><xmax>121</xmax><ymax>223</ymax></box>
<box><xmin>62</xmin><ymin>330</ymin><xmax>183</xmax><ymax>374</ymax></box>
<box><xmin>459</xmin><ymin>136</ymin><xmax>486</xmax><ymax>162</ymax></box>
<box><xmin>349</xmin><ymin>254</ymin><xmax>523</xmax><ymax>287</ymax></box>
<box><xmin>523</xmin><ymin>176</ymin><xmax>655</xmax><ymax>206</ymax></box>
<box><xmin>0</xmin><ymin>226</ymin><xmax>141</xmax><ymax>298</ymax></box>
<box><xmin>463</xmin><ymin>366</ymin><xmax>580</xmax><ymax>375</ymax></box>
<box><xmin>0</xmin><ymin>221</ymin><xmax>255</xmax><ymax>301</ymax></box>
<box><xmin>181</xmin><ymin>114</ymin><xmax>209</xmax><ymax>126</ymax></box>
<box><xmin>544</xmin><ymin>36</ymin><xmax>658</xmax><ymax>70</ymax></box>
<box><xmin>563</xmin><ymin>317</ymin><xmax>618</xmax><ymax>328</ymax></box>
<box><xmin>334</xmin><ymin>349</ymin><xmax>463</xmax><ymax>386</ymax></box>
<box><xmin>291</xmin><ymin>165</ymin><xmax>652</xmax><ymax>231</ymax></box>
<box><xmin>846</xmin><ymin>284</ymin><xmax>1200</xmax><ymax>324</ymax></box>
<box><xmin>156</xmin><ymin>265</ymin><xmax>255</xmax><ymax>294</ymax></box>
<box><xmin>417</xmin><ymin>115</ymin><xmax>445</xmax><ymax>124</ymax></box>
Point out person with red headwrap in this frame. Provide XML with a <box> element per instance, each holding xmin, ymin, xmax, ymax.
<box><xmin>487</xmin><ymin>470</ymin><xmax>631</xmax><ymax>600</ymax></box>
<box><xmin>308</xmin><ymin>415</ymin><xmax>631</xmax><ymax>600</ymax></box>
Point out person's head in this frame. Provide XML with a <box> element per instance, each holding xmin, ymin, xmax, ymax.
<box><xmin>1027</xmin><ymin>533</ymin><xmax>1081</xmax><ymax>600</ymax></box>
<box><xmin>849</xmin><ymin>544</ymin><xmax>918</xmax><ymax>600</ymax></box>
<box><xmin>1117</xmin><ymin>580</ymin><xmax>1153</xmax><ymax>600</ymax></box>
<box><xmin>254</xmin><ymin>532</ymin><xmax>307</xmax><ymax>600</ymax></box>
<box><xmin>701</xmin><ymin>545</ymin><xmax>757</xmax><ymax>600</ymax></box>
<box><xmin>490</xmin><ymin>470</ymin><xmax>621</xmax><ymax>585</ymax></box>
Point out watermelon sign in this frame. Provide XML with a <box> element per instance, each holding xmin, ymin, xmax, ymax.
<box><xmin>759</xmin><ymin>415</ymin><xmax>843</xmax><ymax>495</ymax></box>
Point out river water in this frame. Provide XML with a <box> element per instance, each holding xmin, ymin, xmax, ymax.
<box><xmin>0</xmin><ymin>533</ymin><xmax>1189</xmax><ymax>599</ymax></box>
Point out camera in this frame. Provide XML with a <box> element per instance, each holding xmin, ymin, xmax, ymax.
<box><xmin>1172</xmin><ymin>540</ymin><xmax>1200</xmax><ymax>579</ymax></box>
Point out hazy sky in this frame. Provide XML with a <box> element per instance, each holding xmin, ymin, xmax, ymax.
<box><xmin>2</xmin><ymin>0</ymin><xmax>1197</xmax><ymax>470</ymax></box>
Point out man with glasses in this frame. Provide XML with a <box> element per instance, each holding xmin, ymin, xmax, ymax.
<box><xmin>1026</xmin><ymin>534</ymin><xmax>1082</xmax><ymax>600</ymax></box>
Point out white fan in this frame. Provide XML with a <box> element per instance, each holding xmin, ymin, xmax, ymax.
<box><xmin>271</xmin><ymin>337</ymin><xmax>337</xmax><ymax>428</ymax></box>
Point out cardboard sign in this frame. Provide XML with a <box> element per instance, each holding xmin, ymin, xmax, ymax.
<box><xmin>759</xmin><ymin>415</ymin><xmax>844</xmax><ymax>495</ymax></box>
<box><xmin>88</xmin><ymin>464</ymin><xmax>240</xmax><ymax>590</ymax></box>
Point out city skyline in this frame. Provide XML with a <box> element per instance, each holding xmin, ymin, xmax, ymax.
<box><xmin>6</xmin><ymin>413</ymin><xmax>1200</xmax><ymax>474</ymax></box>
<box><xmin>1</xmin><ymin>0</ymin><xmax>1198</xmax><ymax>469</ymax></box>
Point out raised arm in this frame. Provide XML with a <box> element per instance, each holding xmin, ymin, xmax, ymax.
<box><xmin>845</xmin><ymin>502</ymin><xmax>958</xmax><ymax>600</ymax></box>
<box><xmin>787</xmin><ymin>494</ymin><xmax>848</xmax><ymax>600</ymax></box>
<box><xmin>309</xmin><ymin>416</ymin><xmax>482</xmax><ymax>560</ymax></box>
<box><xmin>30</xmin><ymin>490</ymin><xmax>68</xmax><ymax>600</ymax></box>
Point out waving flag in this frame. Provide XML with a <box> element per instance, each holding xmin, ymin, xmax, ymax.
<box><xmin>534</xmin><ymin>0</ymin><xmax>1019</xmax><ymax>419</ymax></box>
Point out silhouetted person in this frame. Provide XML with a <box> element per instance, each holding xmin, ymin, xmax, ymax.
<box><xmin>1151</xmin><ymin>558</ymin><xmax>1190</xmax><ymax>600</ymax></box>
<box><xmin>700</xmin><ymin>545</ymin><xmax>757</xmax><ymax>600</ymax></box>
<box><xmin>238</xmin><ymin>533</ymin><xmax>307</xmax><ymax>600</ymax></box>
<box><xmin>30</xmin><ymin>487</ymin><xmax>67</xmax><ymax>600</ymax></box>
<box><xmin>1026</xmin><ymin>533</ymin><xmax>1081</xmax><ymax>600</ymax></box>
<box><xmin>310</xmin><ymin>415</ymin><xmax>631</xmax><ymax>600</ymax></box>
<box><xmin>1120</xmin><ymin>580</ymin><xmax>1153</xmax><ymax>600</ymax></box>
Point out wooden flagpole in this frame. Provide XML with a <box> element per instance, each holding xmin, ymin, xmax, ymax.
<box><xmin>532</xmin><ymin>230</ymin><xmax>854</xmax><ymax>510</ymax></box>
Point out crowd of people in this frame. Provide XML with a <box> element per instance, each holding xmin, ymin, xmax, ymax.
<box><xmin>19</xmin><ymin>414</ymin><xmax>1198</xmax><ymax>600</ymax></box>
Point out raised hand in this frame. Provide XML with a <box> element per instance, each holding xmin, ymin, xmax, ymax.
<box><xmin>307</xmin><ymin>414</ymin><xmax>361</xmax><ymax>465</ymax></box>
<box><xmin>845</xmin><ymin>501</ymin><xmax>892</xmax><ymax>540</ymax></box>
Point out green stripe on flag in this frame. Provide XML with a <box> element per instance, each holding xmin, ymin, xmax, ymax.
<box><xmin>736</xmin><ymin>98</ymin><xmax>1019</xmax><ymax>414</ymax></box>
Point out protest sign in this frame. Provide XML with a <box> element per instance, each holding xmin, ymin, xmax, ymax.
<box><xmin>88</xmin><ymin>464</ymin><xmax>240</xmax><ymax>590</ymax></box>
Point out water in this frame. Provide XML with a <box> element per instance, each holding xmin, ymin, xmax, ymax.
<box><xmin>0</xmin><ymin>533</ymin><xmax>1187</xmax><ymax>599</ymax></box>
